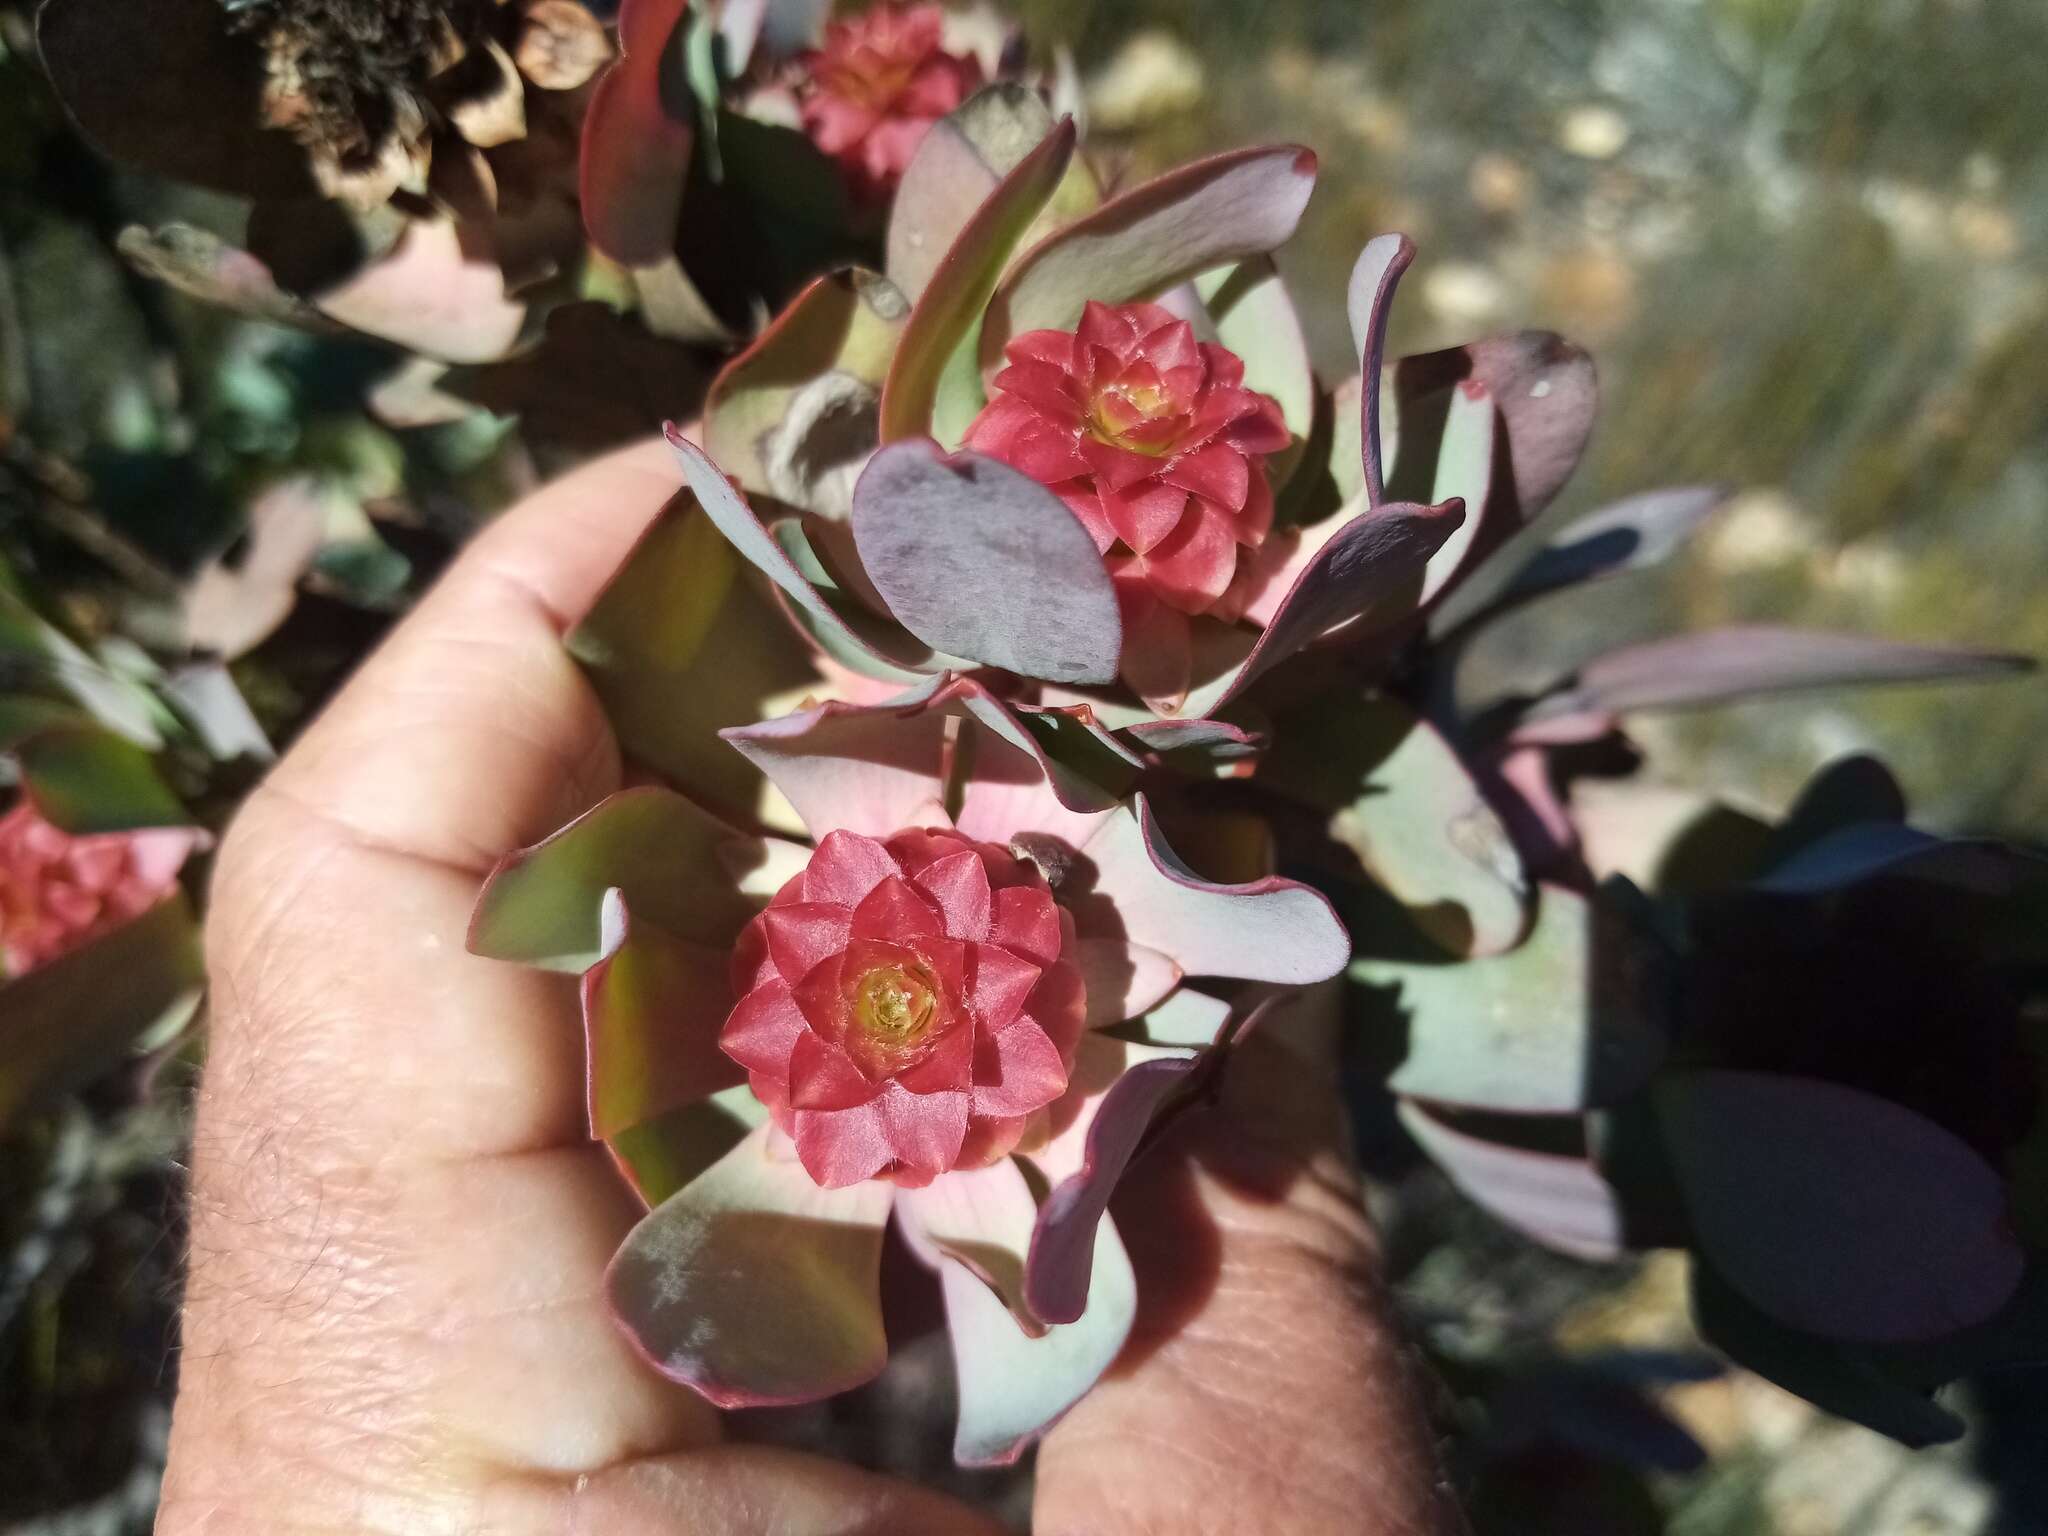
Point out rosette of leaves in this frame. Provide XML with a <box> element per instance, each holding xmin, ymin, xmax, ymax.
<box><xmin>469</xmin><ymin>669</ymin><xmax>1348</xmax><ymax>1464</ymax></box>
<box><xmin>1336</xmin><ymin>734</ymin><xmax>2048</xmax><ymax>1445</ymax></box>
<box><xmin>0</xmin><ymin>563</ymin><xmax>253</xmax><ymax>1127</ymax></box>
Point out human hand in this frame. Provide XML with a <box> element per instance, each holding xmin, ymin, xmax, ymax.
<box><xmin>158</xmin><ymin>441</ymin><xmax>1466</xmax><ymax>1535</ymax></box>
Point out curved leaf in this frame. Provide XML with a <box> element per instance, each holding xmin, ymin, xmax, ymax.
<box><xmin>1346</xmin><ymin>234</ymin><xmax>1415</xmax><ymax>505</ymax></box>
<box><xmin>1398</xmin><ymin>1102</ymin><xmax>1623</xmax><ymax>1261</ymax></box>
<box><xmin>1360</xmin><ymin>884</ymin><xmax>1666</xmax><ymax>1112</ymax></box>
<box><xmin>848</xmin><ymin>440</ymin><xmax>1121</xmax><ymax>685</ymax></box>
<box><xmin>1659</xmin><ymin>1070</ymin><xmax>2025</xmax><ymax>1343</ymax></box>
<box><xmin>470</xmin><ymin>787</ymin><xmax>762</xmax><ymax>969</ymax></box>
<box><xmin>580</xmin><ymin>0</ymin><xmax>696</xmax><ymax>265</ymax></box>
<box><xmin>980</xmin><ymin>145</ymin><xmax>1318</xmax><ymax>375</ymax></box>
<box><xmin>1199</xmin><ymin>257</ymin><xmax>1315</xmax><ymax>482</ymax></box>
<box><xmin>14</xmin><ymin>728</ymin><xmax>192</xmax><ymax>834</ymax></box>
<box><xmin>1477</xmin><ymin>484</ymin><xmax>1733</xmax><ymax>623</ymax></box>
<box><xmin>608</xmin><ymin>1124</ymin><xmax>893</xmax><ymax>1407</ymax></box>
<box><xmin>313</xmin><ymin>219</ymin><xmax>526</xmax><ymax>365</ymax></box>
<box><xmin>879</xmin><ymin>118</ymin><xmax>1077</xmax><ymax>444</ymax></box>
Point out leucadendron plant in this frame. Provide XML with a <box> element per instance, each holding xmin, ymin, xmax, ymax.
<box><xmin>468</xmin><ymin>674</ymin><xmax>1347</xmax><ymax>1463</ymax></box>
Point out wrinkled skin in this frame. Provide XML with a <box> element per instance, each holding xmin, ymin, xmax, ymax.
<box><xmin>162</xmin><ymin>440</ymin><xmax>1466</xmax><ymax>1536</ymax></box>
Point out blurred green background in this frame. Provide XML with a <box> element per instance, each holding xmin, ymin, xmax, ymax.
<box><xmin>4</xmin><ymin>0</ymin><xmax>2046</xmax><ymax>1531</ymax></box>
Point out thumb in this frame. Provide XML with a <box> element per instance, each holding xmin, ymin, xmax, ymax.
<box><xmin>1032</xmin><ymin>991</ymin><xmax>1468</xmax><ymax>1536</ymax></box>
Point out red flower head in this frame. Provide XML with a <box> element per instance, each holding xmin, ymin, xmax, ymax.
<box><xmin>963</xmin><ymin>301</ymin><xmax>1292</xmax><ymax>685</ymax></box>
<box><xmin>722</xmin><ymin>824</ymin><xmax>1085</xmax><ymax>1188</ymax></box>
<box><xmin>0</xmin><ymin>802</ymin><xmax>192</xmax><ymax>979</ymax></box>
<box><xmin>799</xmin><ymin>3</ymin><xmax>983</xmax><ymax>200</ymax></box>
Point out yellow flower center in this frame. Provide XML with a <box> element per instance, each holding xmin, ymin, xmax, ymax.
<box><xmin>852</xmin><ymin>961</ymin><xmax>939</xmax><ymax>1046</ymax></box>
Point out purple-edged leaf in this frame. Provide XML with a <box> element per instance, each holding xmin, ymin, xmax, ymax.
<box><xmin>1117</xmin><ymin>985</ymin><xmax>1233</xmax><ymax>1047</ymax></box>
<box><xmin>0</xmin><ymin>894</ymin><xmax>203</xmax><ymax>1129</ymax></box>
<box><xmin>898</xmin><ymin>1157</ymin><xmax>1042</xmax><ymax>1325</ymax></box>
<box><xmin>1750</xmin><ymin>823</ymin><xmax>2041</xmax><ymax>896</ymax></box>
<box><xmin>849</xmin><ymin>440</ymin><xmax>1121</xmax><ymax>685</ymax></box>
<box><xmin>1691</xmin><ymin>1262</ymin><xmax>1966</xmax><ymax>1448</ymax></box>
<box><xmin>1529</xmin><ymin>626</ymin><xmax>2033</xmax><ymax>721</ymax></box>
<box><xmin>942</xmin><ymin>1205</ymin><xmax>1135</xmax><ymax>1466</ymax></box>
<box><xmin>887</xmin><ymin>84</ymin><xmax>1098</xmax><ymax>302</ymax></box>
<box><xmin>1276</xmin><ymin>694</ymin><xmax>1528</xmax><ymax>956</ymax></box>
<box><xmin>1346</xmin><ymin>234</ymin><xmax>1415</xmax><ymax>505</ymax></box>
<box><xmin>669</xmin><ymin>431</ymin><xmax>934</xmax><ymax>682</ymax></box>
<box><xmin>608</xmin><ymin>1124</ymin><xmax>893</xmax><ymax>1407</ymax></box>
<box><xmin>1075</xmin><ymin>939</ymin><xmax>1182</xmax><ymax>1028</ymax></box>
<box><xmin>1025</xmin><ymin>1042</ymin><xmax>1196</xmax><ymax>1323</ymax></box>
<box><xmin>723</xmin><ymin>677</ymin><xmax>954</xmax><ymax>839</ymax></box>
<box><xmin>980</xmin><ymin>145</ymin><xmax>1319</xmax><ymax>374</ymax></box>
<box><xmin>879</xmin><ymin>119</ymin><xmax>1077</xmax><ymax>444</ymax></box>
<box><xmin>1391</xmin><ymin>331</ymin><xmax>1597</xmax><ymax>528</ymax></box>
<box><xmin>1179</xmin><ymin>498</ymin><xmax>1466</xmax><ymax>719</ymax></box>
<box><xmin>470</xmin><ymin>787</ymin><xmax>762</xmax><ymax>969</ymax></box>
<box><xmin>580</xmin><ymin>0</ymin><xmax>695</xmax><ymax>265</ymax></box>
<box><xmin>583</xmin><ymin>892</ymin><xmax>741</xmax><ymax>1144</ymax></box>
<box><xmin>36</xmin><ymin>0</ymin><xmax>314</xmax><ymax>198</ymax></box>
<box><xmin>15</xmin><ymin>728</ymin><xmax>193</xmax><ymax>834</ymax></box>
<box><xmin>1072</xmin><ymin>796</ymin><xmax>1348</xmax><ymax>984</ymax></box>
<box><xmin>567</xmin><ymin>487</ymin><xmax>820</xmax><ymax>821</ymax></box>
<box><xmin>1398</xmin><ymin>1101</ymin><xmax>1623</xmax><ymax>1261</ymax></box>
<box><xmin>609</xmin><ymin>1089</ymin><xmax>771</xmax><ymax>1211</ymax></box>
<box><xmin>1659</xmin><ymin>1070</ymin><xmax>2025</xmax><ymax>1343</ymax></box>
<box><xmin>703</xmin><ymin>271</ymin><xmax>907</xmax><ymax>502</ymax></box>
<box><xmin>1359</xmin><ymin>884</ymin><xmax>1665</xmax><ymax>1112</ymax></box>
<box><xmin>314</xmin><ymin>219</ymin><xmax>526</xmax><ymax>364</ymax></box>
<box><xmin>1123</xmin><ymin>716</ymin><xmax>1267</xmax><ymax>767</ymax></box>
<box><xmin>1483</xmin><ymin>485</ymin><xmax>1733</xmax><ymax>618</ymax></box>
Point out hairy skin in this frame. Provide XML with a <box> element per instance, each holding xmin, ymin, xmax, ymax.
<box><xmin>160</xmin><ymin>439</ymin><xmax>1468</xmax><ymax>1536</ymax></box>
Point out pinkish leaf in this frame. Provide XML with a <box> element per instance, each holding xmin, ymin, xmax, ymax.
<box><xmin>470</xmin><ymin>787</ymin><xmax>763</xmax><ymax>969</ymax></box>
<box><xmin>1528</xmin><ymin>626</ymin><xmax>2032</xmax><ymax>721</ymax></box>
<box><xmin>313</xmin><ymin>219</ymin><xmax>526</xmax><ymax>364</ymax></box>
<box><xmin>850</xmin><ymin>440</ymin><xmax>1122</xmax><ymax>685</ymax></box>
<box><xmin>1180</xmin><ymin>498</ymin><xmax>1465</xmax><ymax>718</ymax></box>
<box><xmin>879</xmin><ymin>117</ymin><xmax>1077</xmax><ymax>443</ymax></box>
<box><xmin>980</xmin><ymin>145</ymin><xmax>1318</xmax><ymax>375</ymax></box>
<box><xmin>1658</xmin><ymin>1070</ymin><xmax>2024</xmax><ymax>1343</ymax></box>
<box><xmin>897</xmin><ymin>1156</ymin><xmax>1041</xmax><ymax>1325</ymax></box>
<box><xmin>1024</xmin><ymin>1038</ymin><xmax>1197</xmax><ymax>1324</ymax></box>
<box><xmin>1071</xmin><ymin>797</ymin><xmax>1348</xmax><ymax>985</ymax></box>
<box><xmin>608</xmin><ymin>1123</ymin><xmax>894</xmax><ymax>1406</ymax></box>
<box><xmin>942</xmin><ymin>1205</ymin><xmax>1134</xmax><ymax>1466</ymax></box>
<box><xmin>1397</xmin><ymin>1102</ymin><xmax>1624</xmax><ymax>1261</ymax></box>
<box><xmin>1075</xmin><ymin>939</ymin><xmax>1181</xmax><ymax>1028</ymax></box>
<box><xmin>580</xmin><ymin>0</ymin><xmax>696</xmax><ymax>265</ymax></box>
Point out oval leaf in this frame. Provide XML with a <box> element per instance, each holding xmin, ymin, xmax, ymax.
<box><xmin>849</xmin><ymin>440</ymin><xmax>1122</xmax><ymax>685</ymax></box>
<box><xmin>1659</xmin><ymin>1070</ymin><xmax>2025</xmax><ymax>1343</ymax></box>
<box><xmin>1398</xmin><ymin>1101</ymin><xmax>1624</xmax><ymax>1261</ymax></box>
<box><xmin>580</xmin><ymin>0</ymin><xmax>696</xmax><ymax>265</ymax></box>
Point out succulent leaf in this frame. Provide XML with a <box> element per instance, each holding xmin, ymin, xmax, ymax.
<box><xmin>1397</xmin><ymin>1102</ymin><xmax>1624</xmax><ymax>1261</ymax></box>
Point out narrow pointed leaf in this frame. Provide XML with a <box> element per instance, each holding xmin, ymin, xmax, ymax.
<box><xmin>1180</xmin><ymin>498</ymin><xmax>1465</xmax><ymax>718</ymax></box>
<box><xmin>1346</xmin><ymin>234</ymin><xmax>1415</xmax><ymax>505</ymax></box>
<box><xmin>1482</xmin><ymin>485</ymin><xmax>1733</xmax><ymax>619</ymax></box>
<box><xmin>848</xmin><ymin>440</ymin><xmax>1121</xmax><ymax>684</ymax></box>
<box><xmin>1529</xmin><ymin>626</ymin><xmax>2033</xmax><ymax>721</ymax></box>
<box><xmin>14</xmin><ymin>728</ymin><xmax>192</xmax><ymax>833</ymax></box>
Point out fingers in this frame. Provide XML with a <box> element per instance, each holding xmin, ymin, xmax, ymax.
<box><xmin>1033</xmin><ymin>994</ymin><xmax>1467</xmax><ymax>1536</ymax></box>
<box><xmin>484</xmin><ymin>1444</ymin><xmax>1009</xmax><ymax>1536</ymax></box>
